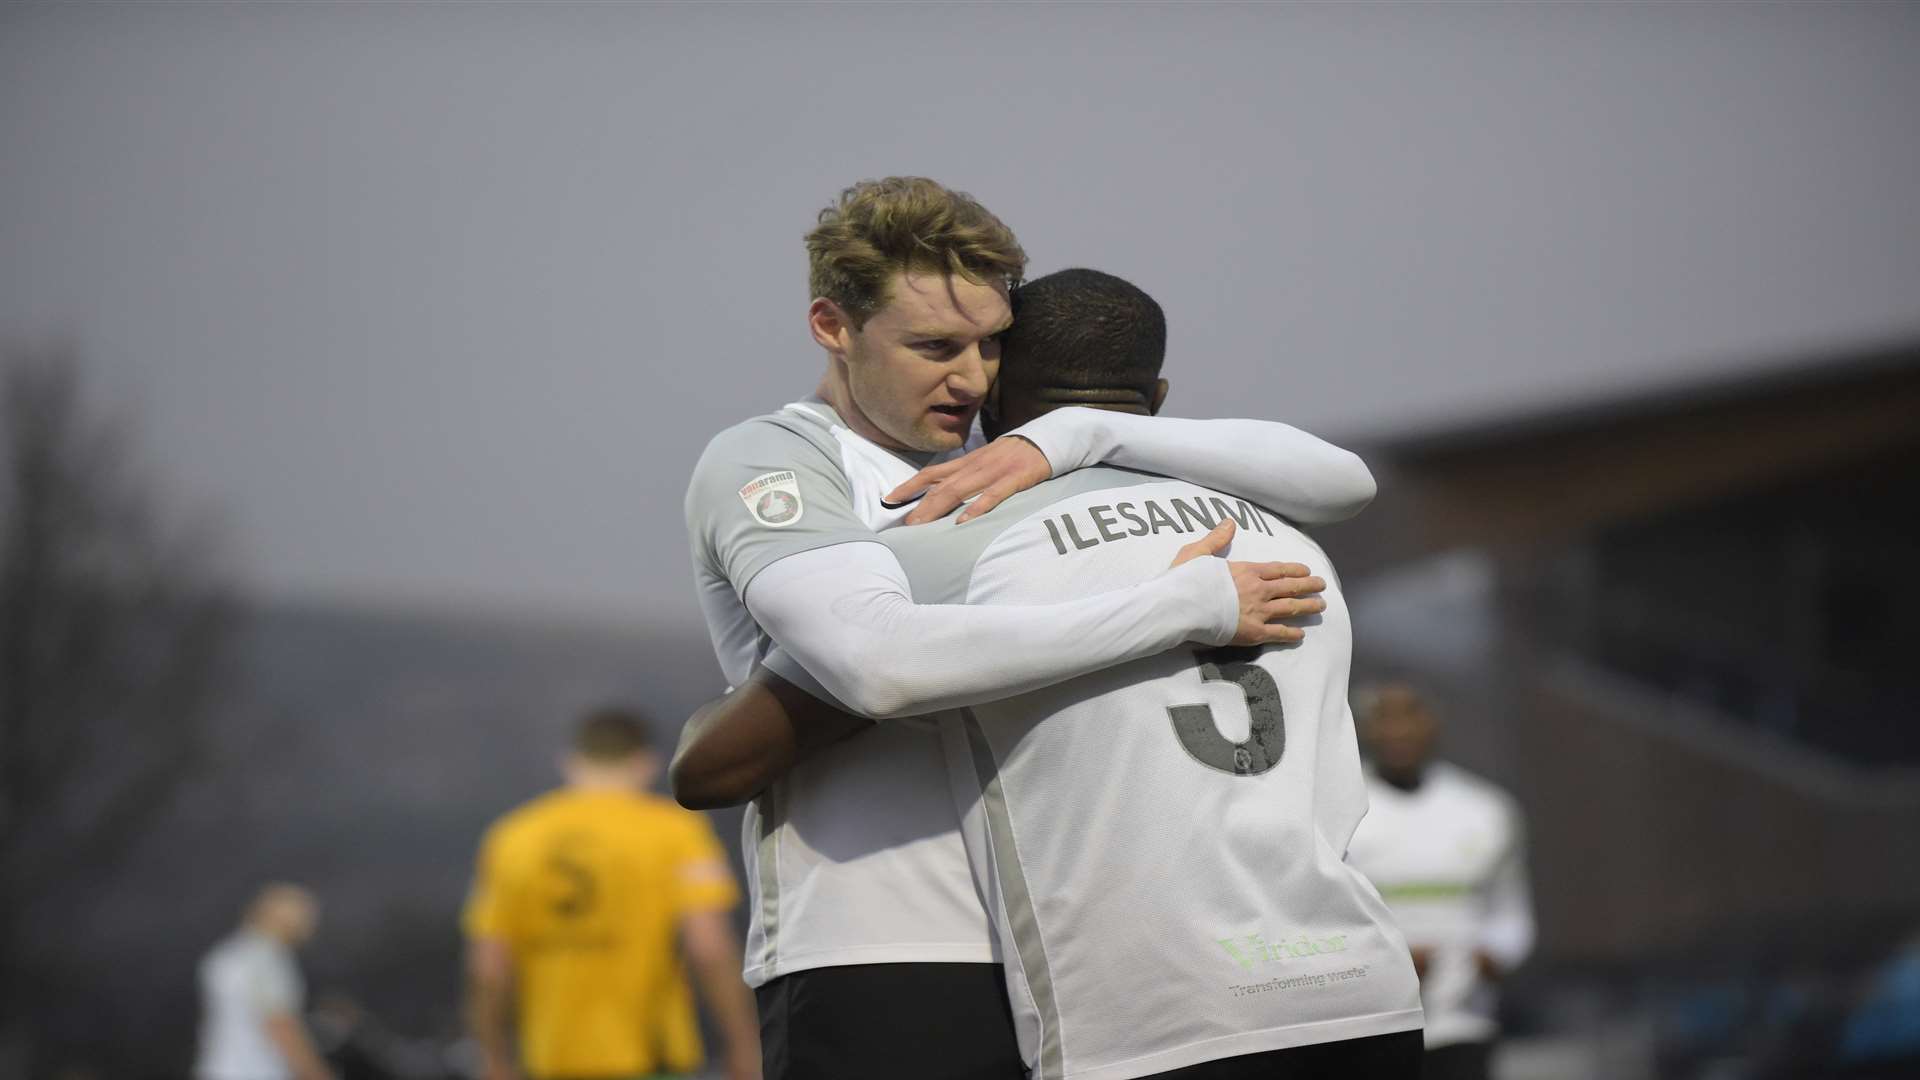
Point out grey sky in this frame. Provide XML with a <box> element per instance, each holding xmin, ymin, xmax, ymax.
<box><xmin>4</xmin><ymin>2</ymin><xmax>1917</xmax><ymax>625</ymax></box>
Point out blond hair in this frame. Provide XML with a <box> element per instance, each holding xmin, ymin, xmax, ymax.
<box><xmin>806</xmin><ymin>177</ymin><xmax>1027</xmax><ymax>327</ymax></box>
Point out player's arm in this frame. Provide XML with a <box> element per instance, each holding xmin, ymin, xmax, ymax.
<box><xmin>248</xmin><ymin>951</ymin><xmax>335</xmax><ymax>1080</ymax></box>
<box><xmin>745</xmin><ymin>523</ymin><xmax>1313</xmax><ymax>720</ymax></box>
<box><xmin>679</xmin><ymin>909</ymin><xmax>760</xmax><ymax>1080</ymax></box>
<box><xmin>460</xmin><ymin>832</ymin><xmax>523</xmax><ymax>1080</ymax></box>
<box><xmin>672</xmin><ymin>820</ymin><xmax>758</xmax><ymax>1080</ymax></box>
<box><xmin>262</xmin><ymin>1011</ymin><xmax>336</xmax><ymax>1080</ymax></box>
<box><xmin>691</xmin><ymin>427</ymin><xmax>1307</xmax><ymax>721</ymax></box>
<box><xmin>671</xmin><ymin>663</ymin><xmax>867</xmax><ymax>810</ymax></box>
<box><xmin>673</xmin><ymin>532</ymin><xmax>1323</xmax><ymax>809</ymax></box>
<box><xmin>1474</xmin><ymin>813</ymin><xmax>1537</xmax><ymax>981</ymax></box>
<box><xmin>892</xmin><ymin>408</ymin><xmax>1376</xmax><ymax>526</ymax></box>
<box><xmin>464</xmin><ymin>937</ymin><xmax>522</xmax><ymax>1080</ymax></box>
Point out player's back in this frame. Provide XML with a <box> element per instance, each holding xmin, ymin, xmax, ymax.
<box><xmin>470</xmin><ymin>789</ymin><xmax>718</xmax><ymax>1077</ymax></box>
<box><xmin>884</xmin><ymin>466</ymin><xmax>1422</xmax><ymax>1080</ymax></box>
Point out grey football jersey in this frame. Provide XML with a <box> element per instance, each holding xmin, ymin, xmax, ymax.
<box><xmin>883</xmin><ymin>466</ymin><xmax>1423</xmax><ymax>1080</ymax></box>
<box><xmin>685</xmin><ymin>398</ymin><xmax>994</xmax><ymax>987</ymax></box>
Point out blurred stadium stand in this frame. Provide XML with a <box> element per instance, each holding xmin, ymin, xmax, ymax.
<box><xmin>1324</xmin><ymin>341</ymin><xmax>1920</xmax><ymax>1078</ymax></box>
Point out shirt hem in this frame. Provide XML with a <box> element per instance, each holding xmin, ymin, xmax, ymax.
<box><xmin>1058</xmin><ymin>1008</ymin><xmax>1425</xmax><ymax>1080</ymax></box>
<box><xmin>743</xmin><ymin>943</ymin><xmax>997</xmax><ymax>988</ymax></box>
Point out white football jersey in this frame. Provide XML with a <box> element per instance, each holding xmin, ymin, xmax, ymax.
<box><xmin>195</xmin><ymin>930</ymin><xmax>304</xmax><ymax>1080</ymax></box>
<box><xmin>1345</xmin><ymin>763</ymin><xmax>1534</xmax><ymax>1048</ymax></box>
<box><xmin>686</xmin><ymin>397</ymin><xmax>993</xmax><ymax>986</ymax></box>
<box><xmin>883</xmin><ymin>467</ymin><xmax>1423</xmax><ymax>1080</ymax></box>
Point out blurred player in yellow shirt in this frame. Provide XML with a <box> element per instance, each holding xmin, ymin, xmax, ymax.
<box><xmin>463</xmin><ymin>706</ymin><xmax>760</xmax><ymax>1080</ymax></box>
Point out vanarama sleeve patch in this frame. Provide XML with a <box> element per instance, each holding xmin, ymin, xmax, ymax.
<box><xmin>739</xmin><ymin>470</ymin><xmax>805</xmax><ymax>528</ymax></box>
<box><xmin>685</xmin><ymin>414</ymin><xmax>870</xmax><ymax>590</ymax></box>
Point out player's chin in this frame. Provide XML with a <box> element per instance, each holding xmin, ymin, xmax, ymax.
<box><xmin>909</xmin><ymin>420</ymin><xmax>967</xmax><ymax>451</ymax></box>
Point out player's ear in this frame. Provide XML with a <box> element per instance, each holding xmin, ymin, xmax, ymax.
<box><xmin>1151</xmin><ymin>378</ymin><xmax>1169</xmax><ymax>416</ymax></box>
<box><xmin>808</xmin><ymin>299</ymin><xmax>853</xmax><ymax>356</ymax></box>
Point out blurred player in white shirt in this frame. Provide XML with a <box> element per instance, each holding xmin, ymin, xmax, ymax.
<box><xmin>194</xmin><ymin>883</ymin><xmax>334</xmax><ymax>1080</ymax></box>
<box><xmin>1344</xmin><ymin>683</ymin><xmax>1536</xmax><ymax>1080</ymax></box>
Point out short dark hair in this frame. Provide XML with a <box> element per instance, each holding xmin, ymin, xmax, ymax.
<box><xmin>1001</xmin><ymin>268</ymin><xmax>1166</xmax><ymax>407</ymax></box>
<box><xmin>572</xmin><ymin>706</ymin><xmax>654</xmax><ymax>761</ymax></box>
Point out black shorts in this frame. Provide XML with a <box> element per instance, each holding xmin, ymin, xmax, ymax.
<box><xmin>756</xmin><ymin>962</ymin><xmax>1024</xmax><ymax>1080</ymax></box>
<box><xmin>1422</xmin><ymin>1040</ymin><xmax>1494</xmax><ymax>1080</ymax></box>
<box><xmin>1142</xmin><ymin>1029</ymin><xmax>1424</xmax><ymax>1080</ymax></box>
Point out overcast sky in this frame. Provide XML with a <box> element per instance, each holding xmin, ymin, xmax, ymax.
<box><xmin>4</xmin><ymin>1</ymin><xmax>1917</xmax><ymax>625</ymax></box>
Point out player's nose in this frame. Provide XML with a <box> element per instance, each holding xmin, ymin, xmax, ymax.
<box><xmin>948</xmin><ymin>344</ymin><xmax>991</xmax><ymax>401</ymax></box>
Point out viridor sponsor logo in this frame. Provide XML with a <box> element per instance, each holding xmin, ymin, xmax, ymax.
<box><xmin>1215</xmin><ymin>931</ymin><xmax>1349</xmax><ymax>971</ymax></box>
<box><xmin>1227</xmin><ymin>967</ymin><xmax>1370</xmax><ymax>998</ymax></box>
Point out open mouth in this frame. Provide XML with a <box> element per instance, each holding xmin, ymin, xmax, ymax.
<box><xmin>928</xmin><ymin>403</ymin><xmax>973</xmax><ymax>426</ymax></box>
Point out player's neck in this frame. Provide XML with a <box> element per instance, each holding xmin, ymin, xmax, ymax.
<box><xmin>563</xmin><ymin>752</ymin><xmax>657</xmax><ymax>793</ymax></box>
<box><xmin>1377</xmin><ymin>765</ymin><xmax>1428</xmax><ymax>793</ymax></box>
<box><xmin>816</xmin><ymin>370</ymin><xmax>909</xmax><ymax>452</ymax></box>
<box><xmin>566</xmin><ymin>771</ymin><xmax>648</xmax><ymax>795</ymax></box>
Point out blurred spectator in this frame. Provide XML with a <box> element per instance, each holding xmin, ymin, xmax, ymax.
<box><xmin>194</xmin><ymin>883</ymin><xmax>335</xmax><ymax>1080</ymax></box>
<box><xmin>461</xmin><ymin>706</ymin><xmax>759</xmax><ymax>1080</ymax></box>
<box><xmin>1346</xmin><ymin>683</ymin><xmax>1535</xmax><ymax>1080</ymax></box>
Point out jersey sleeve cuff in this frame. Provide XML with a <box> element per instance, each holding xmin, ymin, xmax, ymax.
<box><xmin>1005</xmin><ymin>407</ymin><xmax>1110</xmax><ymax>476</ymax></box>
<box><xmin>760</xmin><ymin>646</ymin><xmax>855</xmax><ymax>713</ymax></box>
<box><xmin>1163</xmin><ymin>556</ymin><xmax>1239</xmax><ymax>646</ymax></box>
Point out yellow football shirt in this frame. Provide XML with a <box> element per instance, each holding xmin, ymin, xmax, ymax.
<box><xmin>463</xmin><ymin>789</ymin><xmax>739</xmax><ymax>1079</ymax></box>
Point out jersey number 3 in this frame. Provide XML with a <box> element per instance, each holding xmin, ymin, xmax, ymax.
<box><xmin>546</xmin><ymin>834</ymin><xmax>598</xmax><ymax>919</ymax></box>
<box><xmin>1167</xmin><ymin>646</ymin><xmax>1285</xmax><ymax>776</ymax></box>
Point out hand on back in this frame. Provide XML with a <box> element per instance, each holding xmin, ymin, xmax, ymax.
<box><xmin>888</xmin><ymin>435</ymin><xmax>1052</xmax><ymax>525</ymax></box>
<box><xmin>1172</xmin><ymin>520</ymin><xmax>1327</xmax><ymax>646</ymax></box>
